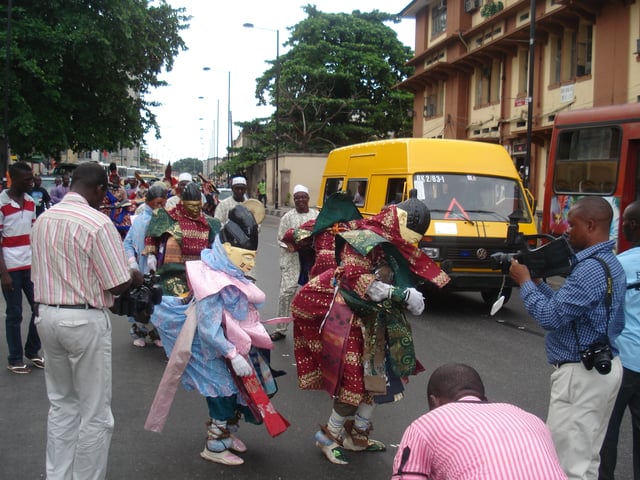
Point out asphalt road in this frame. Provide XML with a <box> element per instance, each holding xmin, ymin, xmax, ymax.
<box><xmin>0</xmin><ymin>214</ymin><xmax>633</xmax><ymax>479</ymax></box>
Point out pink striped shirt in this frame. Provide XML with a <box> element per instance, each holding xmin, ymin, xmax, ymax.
<box><xmin>0</xmin><ymin>190</ymin><xmax>36</xmax><ymax>271</ymax></box>
<box><xmin>392</xmin><ymin>396</ymin><xmax>567</xmax><ymax>480</ymax></box>
<box><xmin>31</xmin><ymin>192</ymin><xmax>130</xmax><ymax>309</ymax></box>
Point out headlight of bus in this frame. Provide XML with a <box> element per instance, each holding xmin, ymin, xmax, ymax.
<box><xmin>421</xmin><ymin>247</ymin><xmax>440</xmax><ymax>259</ymax></box>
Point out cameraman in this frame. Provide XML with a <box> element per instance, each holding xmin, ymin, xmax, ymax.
<box><xmin>31</xmin><ymin>162</ymin><xmax>144</xmax><ymax>480</ymax></box>
<box><xmin>509</xmin><ymin>196</ymin><xmax>625</xmax><ymax>480</ymax></box>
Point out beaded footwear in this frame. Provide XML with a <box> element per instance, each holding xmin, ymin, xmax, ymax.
<box><xmin>342</xmin><ymin>419</ymin><xmax>386</xmax><ymax>452</ymax></box>
<box><xmin>202</xmin><ymin>419</ymin><xmax>244</xmax><ymax>465</ymax></box>
<box><xmin>200</xmin><ymin>447</ymin><xmax>244</xmax><ymax>466</ymax></box>
<box><xmin>315</xmin><ymin>426</ymin><xmax>348</xmax><ymax>465</ymax></box>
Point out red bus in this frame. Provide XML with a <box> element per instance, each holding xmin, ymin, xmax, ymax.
<box><xmin>542</xmin><ymin>103</ymin><xmax>640</xmax><ymax>253</ymax></box>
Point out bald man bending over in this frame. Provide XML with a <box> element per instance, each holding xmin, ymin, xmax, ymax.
<box><xmin>510</xmin><ymin>196</ymin><xmax>626</xmax><ymax>480</ymax></box>
<box><xmin>392</xmin><ymin>363</ymin><xmax>566</xmax><ymax>479</ymax></box>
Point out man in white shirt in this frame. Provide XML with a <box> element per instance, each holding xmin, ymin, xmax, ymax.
<box><xmin>215</xmin><ymin>176</ymin><xmax>247</xmax><ymax>224</ymax></box>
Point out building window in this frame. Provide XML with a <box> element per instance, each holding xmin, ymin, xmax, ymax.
<box><xmin>432</xmin><ymin>1</ymin><xmax>447</xmax><ymax>37</ymax></box>
<box><xmin>475</xmin><ymin>60</ymin><xmax>501</xmax><ymax>106</ymax></box>
<box><xmin>550</xmin><ymin>22</ymin><xmax>593</xmax><ymax>84</ymax></box>
<box><xmin>576</xmin><ymin>24</ymin><xmax>592</xmax><ymax>76</ymax></box>
<box><xmin>518</xmin><ymin>48</ymin><xmax>529</xmax><ymax>94</ymax></box>
<box><xmin>551</xmin><ymin>36</ymin><xmax>562</xmax><ymax>84</ymax></box>
<box><xmin>424</xmin><ymin>81</ymin><xmax>445</xmax><ymax>118</ymax></box>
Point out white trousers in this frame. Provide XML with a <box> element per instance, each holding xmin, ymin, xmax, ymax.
<box><xmin>274</xmin><ymin>263</ymin><xmax>300</xmax><ymax>334</ymax></box>
<box><xmin>37</xmin><ymin>305</ymin><xmax>114</xmax><ymax>480</ymax></box>
<box><xmin>546</xmin><ymin>356</ymin><xmax>622</xmax><ymax>480</ymax></box>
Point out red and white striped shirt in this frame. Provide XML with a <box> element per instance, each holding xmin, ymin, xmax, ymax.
<box><xmin>0</xmin><ymin>190</ymin><xmax>36</xmax><ymax>271</ymax></box>
<box><xmin>31</xmin><ymin>192</ymin><xmax>130</xmax><ymax>309</ymax></box>
<box><xmin>392</xmin><ymin>396</ymin><xmax>567</xmax><ymax>480</ymax></box>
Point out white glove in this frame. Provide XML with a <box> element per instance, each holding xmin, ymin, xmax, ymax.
<box><xmin>366</xmin><ymin>280</ymin><xmax>394</xmax><ymax>302</ymax></box>
<box><xmin>404</xmin><ymin>287</ymin><xmax>425</xmax><ymax>316</ymax></box>
<box><xmin>128</xmin><ymin>257</ymin><xmax>139</xmax><ymax>270</ymax></box>
<box><xmin>147</xmin><ymin>254</ymin><xmax>157</xmax><ymax>273</ymax></box>
<box><xmin>230</xmin><ymin>354</ymin><xmax>252</xmax><ymax>377</ymax></box>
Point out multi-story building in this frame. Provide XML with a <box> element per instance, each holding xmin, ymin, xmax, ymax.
<box><xmin>398</xmin><ymin>0</ymin><xmax>640</xmax><ymax>210</ymax></box>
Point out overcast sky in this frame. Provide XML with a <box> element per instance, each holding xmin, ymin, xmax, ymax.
<box><xmin>143</xmin><ymin>1</ymin><xmax>416</xmax><ymax>165</ymax></box>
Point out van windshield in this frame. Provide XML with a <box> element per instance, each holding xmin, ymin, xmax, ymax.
<box><xmin>413</xmin><ymin>173</ymin><xmax>531</xmax><ymax>223</ymax></box>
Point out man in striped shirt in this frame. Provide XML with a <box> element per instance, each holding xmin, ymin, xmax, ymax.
<box><xmin>0</xmin><ymin>161</ymin><xmax>41</xmax><ymax>374</ymax></box>
<box><xmin>392</xmin><ymin>363</ymin><xmax>567</xmax><ymax>480</ymax></box>
<box><xmin>32</xmin><ymin>162</ymin><xmax>143</xmax><ymax>480</ymax></box>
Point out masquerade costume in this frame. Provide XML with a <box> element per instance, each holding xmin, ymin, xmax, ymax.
<box><xmin>289</xmin><ymin>192</ymin><xmax>449</xmax><ymax>464</ymax></box>
<box><xmin>145</xmin><ymin>206</ymin><xmax>287</xmax><ymax>466</ymax></box>
<box><xmin>144</xmin><ymin>183</ymin><xmax>219</xmax><ymax>296</ymax></box>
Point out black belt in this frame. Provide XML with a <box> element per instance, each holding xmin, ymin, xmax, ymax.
<box><xmin>553</xmin><ymin>360</ymin><xmax>580</xmax><ymax>368</ymax></box>
<box><xmin>43</xmin><ymin>304</ymin><xmax>96</xmax><ymax>310</ymax></box>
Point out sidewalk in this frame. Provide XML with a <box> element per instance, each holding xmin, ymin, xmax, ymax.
<box><xmin>265</xmin><ymin>205</ymin><xmax>292</xmax><ymax>218</ymax></box>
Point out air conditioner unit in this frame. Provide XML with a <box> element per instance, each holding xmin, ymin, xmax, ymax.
<box><xmin>465</xmin><ymin>0</ymin><xmax>480</xmax><ymax>13</ymax></box>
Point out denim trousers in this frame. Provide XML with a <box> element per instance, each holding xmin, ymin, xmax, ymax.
<box><xmin>2</xmin><ymin>268</ymin><xmax>40</xmax><ymax>365</ymax></box>
<box><xmin>599</xmin><ymin>366</ymin><xmax>640</xmax><ymax>480</ymax></box>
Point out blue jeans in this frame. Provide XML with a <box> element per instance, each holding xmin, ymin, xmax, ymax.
<box><xmin>2</xmin><ymin>269</ymin><xmax>40</xmax><ymax>365</ymax></box>
<box><xmin>599</xmin><ymin>366</ymin><xmax>640</xmax><ymax>480</ymax></box>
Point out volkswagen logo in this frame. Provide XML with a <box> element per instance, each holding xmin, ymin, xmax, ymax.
<box><xmin>476</xmin><ymin>248</ymin><xmax>488</xmax><ymax>260</ymax></box>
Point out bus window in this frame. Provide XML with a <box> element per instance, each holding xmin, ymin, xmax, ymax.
<box><xmin>347</xmin><ymin>179</ymin><xmax>367</xmax><ymax>206</ymax></box>
<box><xmin>385</xmin><ymin>178</ymin><xmax>406</xmax><ymax>205</ymax></box>
<box><xmin>553</xmin><ymin>127</ymin><xmax>620</xmax><ymax>194</ymax></box>
<box><xmin>415</xmin><ymin>173</ymin><xmax>530</xmax><ymax>222</ymax></box>
<box><xmin>323</xmin><ymin>178</ymin><xmax>343</xmax><ymax>201</ymax></box>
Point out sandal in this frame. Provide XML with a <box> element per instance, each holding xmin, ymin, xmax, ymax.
<box><xmin>7</xmin><ymin>364</ymin><xmax>31</xmax><ymax>374</ymax></box>
<box><xmin>269</xmin><ymin>332</ymin><xmax>286</xmax><ymax>342</ymax></box>
<box><xmin>27</xmin><ymin>357</ymin><xmax>45</xmax><ymax>369</ymax></box>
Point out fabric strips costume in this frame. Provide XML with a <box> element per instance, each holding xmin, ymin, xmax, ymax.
<box><xmin>145</xmin><ymin>204</ymin><xmax>287</xmax><ymax>467</ymax></box>
<box><xmin>289</xmin><ymin>191</ymin><xmax>449</xmax><ymax>465</ymax></box>
<box><xmin>291</xmin><ymin>195</ymin><xmax>449</xmax><ymax>406</ymax></box>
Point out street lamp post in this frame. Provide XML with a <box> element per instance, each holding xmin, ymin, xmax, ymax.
<box><xmin>202</xmin><ymin>67</ymin><xmax>232</xmax><ymax>185</ymax></box>
<box><xmin>243</xmin><ymin>22</ymin><xmax>280</xmax><ymax>209</ymax></box>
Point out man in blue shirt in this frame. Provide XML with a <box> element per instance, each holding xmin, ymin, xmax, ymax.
<box><xmin>599</xmin><ymin>200</ymin><xmax>640</xmax><ymax>480</ymax></box>
<box><xmin>510</xmin><ymin>196</ymin><xmax>625</xmax><ymax>480</ymax></box>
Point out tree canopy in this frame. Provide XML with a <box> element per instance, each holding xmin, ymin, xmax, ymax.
<box><xmin>231</xmin><ymin>4</ymin><xmax>414</xmax><ymax>169</ymax></box>
<box><xmin>172</xmin><ymin>157</ymin><xmax>202</xmax><ymax>176</ymax></box>
<box><xmin>1</xmin><ymin>0</ymin><xmax>189</xmax><ymax>159</ymax></box>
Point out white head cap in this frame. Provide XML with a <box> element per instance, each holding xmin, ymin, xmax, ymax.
<box><xmin>178</xmin><ymin>172</ymin><xmax>192</xmax><ymax>183</ymax></box>
<box><xmin>232</xmin><ymin>176</ymin><xmax>247</xmax><ymax>186</ymax></box>
<box><xmin>293</xmin><ymin>184</ymin><xmax>309</xmax><ymax>195</ymax></box>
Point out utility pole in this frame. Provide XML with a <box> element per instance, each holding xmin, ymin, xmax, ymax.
<box><xmin>524</xmin><ymin>0</ymin><xmax>536</xmax><ymax>189</ymax></box>
<box><xmin>2</xmin><ymin>0</ymin><xmax>13</xmax><ymax>187</ymax></box>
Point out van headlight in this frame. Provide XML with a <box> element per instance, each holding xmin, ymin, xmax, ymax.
<box><xmin>421</xmin><ymin>247</ymin><xmax>440</xmax><ymax>259</ymax></box>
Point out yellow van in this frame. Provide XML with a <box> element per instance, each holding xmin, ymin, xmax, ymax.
<box><xmin>319</xmin><ymin>138</ymin><xmax>538</xmax><ymax>305</ymax></box>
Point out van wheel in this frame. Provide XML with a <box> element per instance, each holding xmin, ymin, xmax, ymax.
<box><xmin>481</xmin><ymin>287</ymin><xmax>512</xmax><ymax>306</ymax></box>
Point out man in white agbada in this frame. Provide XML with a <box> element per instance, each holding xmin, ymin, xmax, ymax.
<box><xmin>270</xmin><ymin>184</ymin><xmax>319</xmax><ymax>341</ymax></box>
<box><xmin>215</xmin><ymin>177</ymin><xmax>248</xmax><ymax>224</ymax></box>
<box><xmin>165</xmin><ymin>172</ymin><xmax>194</xmax><ymax>211</ymax></box>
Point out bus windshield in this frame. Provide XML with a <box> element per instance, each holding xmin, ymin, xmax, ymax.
<box><xmin>413</xmin><ymin>173</ymin><xmax>531</xmax><ymax>222</ymax></box>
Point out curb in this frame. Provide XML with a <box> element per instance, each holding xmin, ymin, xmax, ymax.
<box><xmin>266</xmin><ymin>208</ymin><xmax>290</xmax><ymax>218</ymax></box>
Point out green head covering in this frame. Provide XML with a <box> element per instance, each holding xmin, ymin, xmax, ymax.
<box><xmin>312</xmin><ymin>192</ymin><xmax>362</xmax><ymax>235</ymax></box>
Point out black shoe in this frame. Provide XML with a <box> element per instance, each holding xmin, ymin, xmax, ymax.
<box><xmin>270</xmin><ymin>332</ymin><xmax>286</xmax><ymax>342</ymax></box>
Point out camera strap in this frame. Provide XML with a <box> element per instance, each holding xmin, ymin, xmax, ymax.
<box><xmin>571</xmin><ymin>257</ymin><xmax>612</xmax><ymax>351</ymax></box>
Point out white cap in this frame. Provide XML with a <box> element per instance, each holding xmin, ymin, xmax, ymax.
<box><xmin>232</xmin><ymin>176</ymin><xmax>247</xmax><ymax>186</ymax></box>
<box><xmin>293</xmin><ymin>184</ymin><xmax>309</xmax><ymax>195</ymax></box>
<box><xmin>178</xmin><ymin>172</ymin><xmax>192</xmax><ymax>183</ymax></box>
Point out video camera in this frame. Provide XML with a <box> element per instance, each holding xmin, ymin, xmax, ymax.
<box><xmin>489</xmin><ymin>213</ymin><xmax>573</xmax><ymax>279</ymax></box>
<box><xmin>110</xmin><ymin>273</ymin><xmax>163</xmax><ymax>323</ymax></box>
